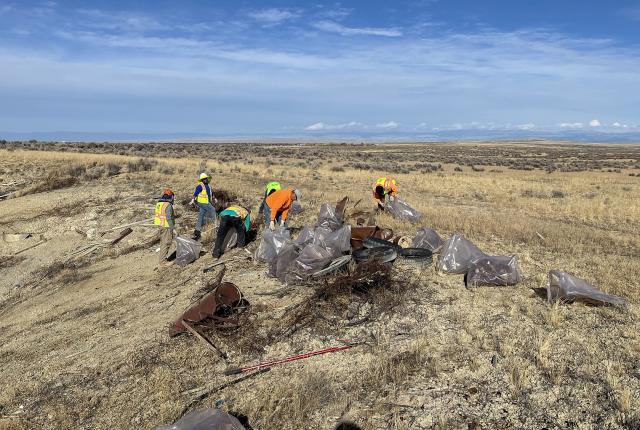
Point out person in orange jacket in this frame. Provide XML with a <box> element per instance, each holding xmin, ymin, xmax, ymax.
<box><xmin>372</xmin><ymin>177</ymin><xmax>398</xmax><ymax>209</ymax></box>
<box><xmin>264</xmin><ymin>189</ymin><xmax>301</xmax><ymax>230</ymax></box>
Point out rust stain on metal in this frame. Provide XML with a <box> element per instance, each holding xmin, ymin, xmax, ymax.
<box><xmin>350</xmin><ymin>226</ymin><xmax>394</xmax><ymax>250</ymax></box>
<box><xmin>169</xmin><ymin>282</ymin><xmax>246</xmax><ymax>337</ymax></box>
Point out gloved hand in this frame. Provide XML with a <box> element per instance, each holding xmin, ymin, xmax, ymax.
<box><xmin>388</xmin><ymin>195</ymin><xmax>395</xmax><ymax>202</ymax></box>
<box><xmin>269</xmin><ymin>220</ymin><xmax>276</xmax><ymax>231</ymax></box>
<box><xmin>189</xmin><ymin>198</ymin><xmax>195</xmax><ymax>207</ymax></box>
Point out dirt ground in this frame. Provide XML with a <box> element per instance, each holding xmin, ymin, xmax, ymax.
<box><xmin>0</xmin><ymin>142</ymin><xmax>639</xmax><ymax>430</ymax></box>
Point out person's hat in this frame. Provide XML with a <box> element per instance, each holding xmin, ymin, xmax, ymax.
<box><xmin>293</xmin><ymin>189</ymin><xmax>302</xmax><ymax>201</ymax></box>
<box><xmin>199</xmin><ymin>172</ymin><xmax>211</xmax><ymax>181</ymax></box>
<box><xmin>163</xmin><ymin>188</ymin><xmax>174</xmax><ymax>196</ymax></box>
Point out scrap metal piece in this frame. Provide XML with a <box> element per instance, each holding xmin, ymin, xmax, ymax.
<box><xmin>169</xmin><ymin>282</ymin><xmax>245</xmax><ymax>337</ymax></box>
<box><xmin>312</xmin><ymin>255</ymin><xmax>352</xmax><ymax>278</ymax></box>
<box><xmin>350</xmin><ymin>226</ymin><xmax>394</xmax><ymax>250</ymax></box>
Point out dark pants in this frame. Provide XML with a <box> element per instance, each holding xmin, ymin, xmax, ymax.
<box><xmin>212</xmin><ymin>216</ymin><xmax>247</xmax><ymax>258</ymax></box>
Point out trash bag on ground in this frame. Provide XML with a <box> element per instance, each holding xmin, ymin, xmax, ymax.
<box><xmin>384</xmin><ymin>197</ymin><xmax>422</xmax><ymax>224</ymax></box>
<box><xmin>465</xmin><ymin>255</ymin><xmax>522</xmax><ymax>287</ymax></box>
<box><xmin>254</xmin><ymin>228</ymin><xmax>291</xmax><ymax>263</ymax></box>
<box><xmin>287</xmin><ymin>243</ymin><xmax>333</xmax><ymax>283</ymax></box>
<box><xmin>155</xmin><ymin>408</ymin><xmax>246</xmax><ymax>430</ymax></box>
<box><xmin>316</xmin><ymin>203</ymin><xmax>342</xmax><ymax>231</ymax></box>
<box><xmin>295</xmin><ymin>226</ymin><xmax>315</xmax><ymax>246</ymax></box>
<box><xmin>412</xmin><ymin>227</ymin><xmax>445</xmax><ymax>253</ymax></box>
<box><xmin>276</xmin><ymin>242</ymin><xmax>301</xmax><ymax>282</ymax></box>
<box><xmin>547</xmin><ymin>270</ymin><xmax>628</xmax><ymax>308</ymax></box>
<box><xmin>437</xmin><ymin>233</ymin><xmax>487</xmax><ymax>274</ymax></box>
<box><xmin>289</xmin><ymin>201</ymin><xmax>304</xmax><ymax>215</ymax></box>
<box><xmin>174</xmin><ymin>236</ymin><xmax>203</xmax><ymax>267</ymax></box>
<box><xmin>322</xmin><ymin>225</ymin><xmax>352</xmax><ymax>258</ymax></box>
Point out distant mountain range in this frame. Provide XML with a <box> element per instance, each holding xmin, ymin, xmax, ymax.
<box><xmin>1</xmin><ymin>129</ymin><xmax>639</xmax><ymax>143</ymax></box>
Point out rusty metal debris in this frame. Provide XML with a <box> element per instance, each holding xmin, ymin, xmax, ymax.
<box><xmin>169</xmin><ymin>276</ymin><xmax>248</xmax><ymax>337</ymax></box>
<box><xmin>224</xmin><ymin>344</ymin><xmax>353</xmax><ymax>375</ymax></box>
<box><xmin>350</xmin><ymin>226</ymin><xmax>394</xmax><ymax>250</ymax></box>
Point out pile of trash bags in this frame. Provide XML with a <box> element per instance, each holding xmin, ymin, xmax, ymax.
<box><xmin>255</xmin><ymin>203</ymin><xmax>351</xmax><ymax>283</ymax></box>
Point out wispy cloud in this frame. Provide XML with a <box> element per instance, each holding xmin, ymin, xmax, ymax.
<box><xmin>312</xmin><ymin>20</ymin><xmax>402</xmax><ymax>37</ymax></box>
<box><xmin>305</xmin><ymin>121</ymin><xmax>364</xmax><ymax>131</ymax></box>
<box><xmin>589</xmin><ymin>119</ymin><xmax>601</xmax><ymax>127</ymax></box>
<box><xmin>75</xmin><ymin>9</ymin><xmax>166</xmax><ymax>32</ymax></box>
<box><xmin>376</xmin><ymin>121</ymin><xmax>399</xmax><ymax>128</ymax></box>
<box><xmin>559</xmin><ymin>122</ymin><xmax>584</xmax><ymax>129</ymax></box>
<box><xmin>248</xmin><ymin>8</ymin><xmax>299</xmax><ymax>25</ymax></box>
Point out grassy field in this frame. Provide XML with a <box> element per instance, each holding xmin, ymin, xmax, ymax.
<box><xmin>0</xmin><ymin>141</ymin><xmax>639</xmax><ymax>429</ymax></box>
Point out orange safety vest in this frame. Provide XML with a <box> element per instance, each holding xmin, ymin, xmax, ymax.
<box><xmin>154</xmin><ymin>201</ymin><xmax>171</xmax><ymax>228</ymax></box>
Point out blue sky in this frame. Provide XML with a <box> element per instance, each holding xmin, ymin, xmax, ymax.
<box><xmin>1</xmin><ymin>0</ymin><xmax>639</xmax><ymax>137</ymax></box>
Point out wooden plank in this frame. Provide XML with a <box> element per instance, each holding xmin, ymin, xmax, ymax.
<box><xmin>13</xmin><ymin>240</ymin><xmax>47</xmax><ymax>255</ymax></box>
<box><xmin>110</xmin><ymin>227</ymin><xmax>133</xmax><ymax>246</ymax></box>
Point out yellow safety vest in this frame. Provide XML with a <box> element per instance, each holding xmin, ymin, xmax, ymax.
<box><xmin>196</xmin><ymin>183</ymin><xmax>210</xmax><ymax>204</ymax></box>
<box><xmin>226</xmin><ymin>205</ymin><xmax>249</xmax><ymax>219</ymax></box>
<box><xmin>375</xmin><ymin>177</ymin><xmax>396</xmax><ymax>194</ymax></box>
<box><xmin>154</xmin><ymin>202</ymin><xmax>170</xmax><ymax>228</ymax></box>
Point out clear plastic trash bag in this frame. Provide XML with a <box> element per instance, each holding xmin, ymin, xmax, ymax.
<box><xmin>155</xmin><ymin>408</ymin><xmax>246</xmax><ymax>430</ymax></box>
<box><xmin>411</xmin><ymin>228</ymin><xmax>445</xmax><ymax>253</ymax></box>
<box><xmin>316</xmin><ymin>203</ymin><xmax>342</xmax><ymax>231</ymax></box>
<box><xmin>288</xmin><ymin>244</ymin><xmax>333</xmax><ymax>283</ymax></box>
<box><xmin>295</xmin><ymin>226</ymin><xmax>316</xmax><ymax>246</ymax></box>
<box><xmin>174</xmin><ymin>236</ymin><xmax>203</xmax><ymax>267</ymax></box>
<box><xmin>384</xmin><ymin>197</ymin><xmax>422</xmax><ymax>224</ymax></box>
<box><xmin>276</xmin><ymin>242</ymin><xmax>301</xmax><ymax>282</ymax></box>
<box><xmin>322</xmin><ymin>225</ymin><xmax>352</xmax><ymax>258</ymax></box>
<box><xmin>254</xmin><ymin>228</ymin><xmax>291</xmax><ymax>263</ymax></box>
<box><xmin>465</xmin><ymin>255</ymin><xmax>522</xmax><ymax>287</ymax></box>
<box><xmin>547</xmin><ymin>270</ymin><xmax>628</xmax><ymax>308</ymax></box>
<box><xmin>437</xmin><ymin>233</ymin><xmax>487</xmax><ymax>274</ymax></box>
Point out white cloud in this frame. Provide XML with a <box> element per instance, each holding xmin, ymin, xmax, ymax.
<box><xmin>305</xmin><ymin>122</ymin><xmax>325</xmax><ymax>130</ymax></box>
<box><xmin>76</xmin><ymin>9</ymin><xmax>166</xmax><ymax>32</ymax></box>
<box><xmin>248</xmin><ymin>8</ymin><xmax>299</xmax><ymax>25</ymax></box>
<box><xmin>304</xmin><ymin>121</ymin><xmax>364</xmax><ymax>131</ymax></box>
<box><xmin>589</xmin><ymin>119</ymin><xmax>601</xmax><ymax>127</ymax></box>
<box><xmin>559</xmin><ymin>122</ymin><xmax>584</xmax><ymax>128</ymax></box>
<box><xmin>516</xmin><ymin>123</ymin><xmax>536</xmax><ymax>130</ymax></box>
<box><xmin>316</xmin><ymin>7</ymin><xmax>352</xmax><ymax>21</ymax></box>
<box><xmin>312</xmin><ymin>20</ymin><xmax>402</xmax><ymax>37</ymax></box>
<box><xmin>376</xmin><ymin>121</ymin><xmax>399</xmax><ymax>128</ymax></box>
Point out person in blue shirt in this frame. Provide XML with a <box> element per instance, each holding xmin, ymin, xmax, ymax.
<box><xmin>189</xmin><ymin>172</ymin><xmax>217</xmax><ymax>241</ymax></box>
<box><xmin>212</xmin><ymin>204</ymin><xmax>251</xmax><ymax>259</ymax></box>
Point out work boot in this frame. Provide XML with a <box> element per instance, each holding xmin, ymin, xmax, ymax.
<box><xmin>192</xmin><ymin>229</ymin><xmax>201</xmax><ymax>241</ymax></box>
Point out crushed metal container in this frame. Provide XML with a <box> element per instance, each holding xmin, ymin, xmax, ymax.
<box><xmin>547</xmin><ymin>270</ymin><xmax>628</xmax><ymax>308</ymax></box>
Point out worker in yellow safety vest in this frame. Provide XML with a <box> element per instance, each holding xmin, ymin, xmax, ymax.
<box><xmin>154</xmin><ymin>188</ymin><xmax>176</xmax><ymax>266</ymax></box>
<box><xmin>372</xmin><ymin>177</ymin><xmax>398</xmax><ymax>209</ymax></box>
<box><xmin>189</xmin><ymin>172</ymin><xmax>218</xmax><ymax>241</ymax></box>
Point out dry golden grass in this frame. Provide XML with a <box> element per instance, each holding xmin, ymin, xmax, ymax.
<box><xmin>0</xmin><ymin>142</ymin><xmax>639</xmax><ymax>429</ymax></box>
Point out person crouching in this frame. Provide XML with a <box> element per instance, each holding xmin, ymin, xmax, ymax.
<box><xmin>212</xmin><ymin>204</ymin><xmax>251</xmax><ymax>259</ymax></box>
